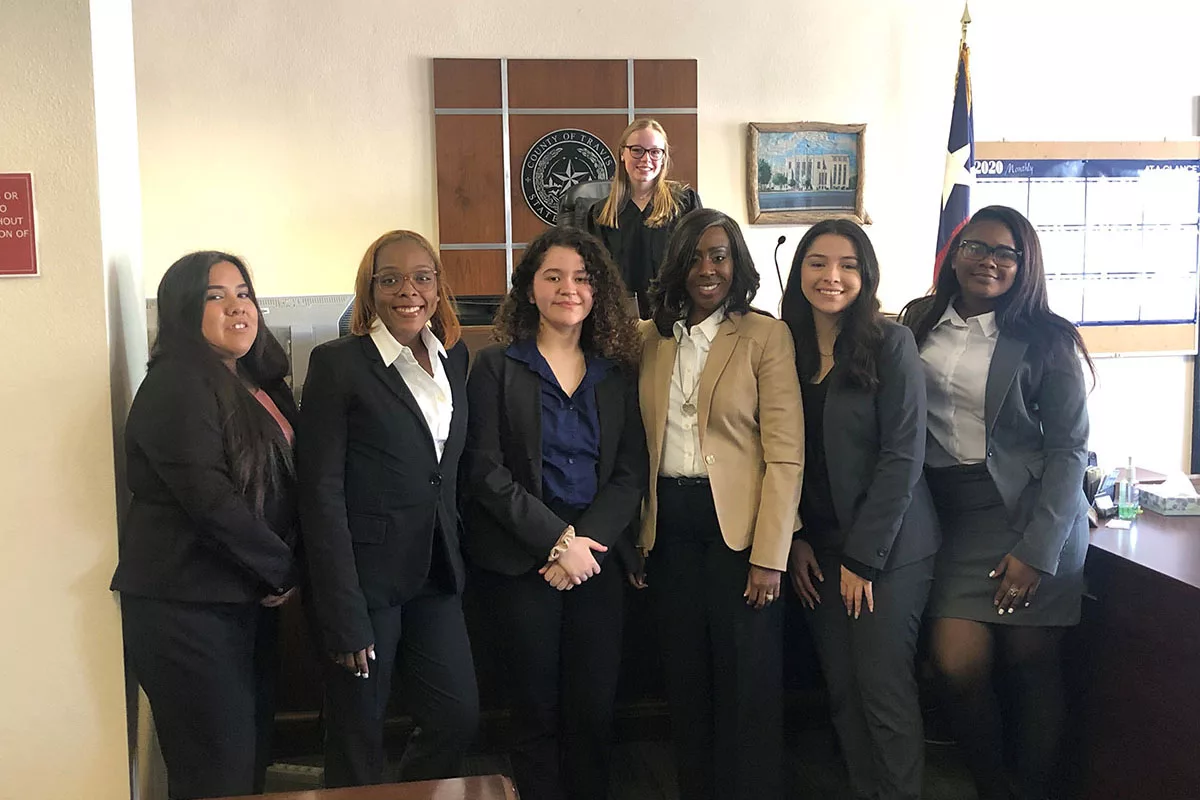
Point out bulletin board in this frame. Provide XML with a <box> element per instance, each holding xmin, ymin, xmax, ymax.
<box><xmin>432</xmin><ymin>58</ymin><xmax>698</xmax><ymax>296</ymax></box>
<box><xmin>974</xmin><ymin>141</ymin><xmax>1200</xmax><ymax>355</ymax></box>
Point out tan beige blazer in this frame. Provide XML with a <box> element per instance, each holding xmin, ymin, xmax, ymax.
<box><xmin>638</xmin><ymin>312</ymin><xmax>804</xmax><ymax>572</ymax></box>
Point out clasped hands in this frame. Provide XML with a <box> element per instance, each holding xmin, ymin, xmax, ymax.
<box><xmin>539</xmin><ymin>526</ymin><xmax>607</xmax><ymax>591</ymax></box>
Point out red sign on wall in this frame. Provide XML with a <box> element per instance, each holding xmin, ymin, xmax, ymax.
<box><xmin>0</xmin><ymin>174</ymin><xmax>37</xmax><ymax>277</ymax></box>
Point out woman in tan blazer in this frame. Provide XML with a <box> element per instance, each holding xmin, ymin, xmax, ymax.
<box><xmin>636</xmin><ymin>207</ymin><xmax>803</xmax><ymax>800</ymax></box>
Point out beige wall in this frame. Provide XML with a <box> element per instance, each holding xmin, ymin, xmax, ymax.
<box><xmin>0</xmin><ymin>1</ymin><xmax>130</xmax><ymax>798</ymax></box>
<box><xmin>132</xmin><ymin>0</ymin><xmax>1200</xmax><ymax>311</ymax></box>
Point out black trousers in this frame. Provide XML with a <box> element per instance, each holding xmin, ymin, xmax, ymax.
<box><xmin>322</xmin><ymin>583</ymin><xmax>479</xmax><ymax>787</ymax></box>
<box><xmin>805</xmin><ymin>552</ymin><xmax>935</xmax><ymax>800</ymax></box>
<box><xmin>476</xmin><ymin>555</ymin><xmax>625</xmax><ymax>800</ymax></box>
<box><xmin>121</xmin><ymin>594</ymin><xmax>279</xmax><ymax>800</ymax></box>
<box><xmin>652</xmin><ymin>479</ymin><xmax>784</xmax><ymax>800</ymax></box>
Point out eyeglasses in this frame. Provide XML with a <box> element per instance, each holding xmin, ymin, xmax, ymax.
<box><xmin>957</xmin><ymin>240</ymin><xmax>1022</xmax><ymax>268</ymax></box>
<box><xmin>623</xmin><ymin>145</ymin><xmax>666</xmax><ymax>162</ymax></box>
<box><xmin>373</xmin><ymin>270</ymin><xmax>438</xmax><ymax>293</ymax></box>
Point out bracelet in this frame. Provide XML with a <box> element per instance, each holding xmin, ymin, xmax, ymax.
<box><xmin>547</xmin><ymin>526</ymin><xmax>576</xmax><ymax>563</ymax></box>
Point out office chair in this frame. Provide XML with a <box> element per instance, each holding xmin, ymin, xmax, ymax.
<box><xmin>556</xmin><ymin>180</ymin><xmax>612</xmax><ymax>229</ymax></box>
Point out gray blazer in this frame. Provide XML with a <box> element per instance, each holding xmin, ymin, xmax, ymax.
<box><xmin>905</xmin><ymin>297</ymin><xmax>1090</xmax><ymax>577</ymax></box>
<box><xmin>818</xmin><ymin>320</ymin><xmax>941</xmax><ymax>572</ymax></box>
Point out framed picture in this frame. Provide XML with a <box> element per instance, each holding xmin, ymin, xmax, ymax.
<box><xmin>746</xmin><ymin>122</ymin><xmax>867</xmax><ymax>224</ymax></box>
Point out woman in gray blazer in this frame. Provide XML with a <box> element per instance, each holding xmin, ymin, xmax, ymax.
<box><xmin>781</xmin><ymin>220</ymin><xmax>940</xmax><ymax>800</ymax></box>
<box><xmin>901</xmin><ymin>205</ymin><xmax>1094</xmax><ymax>800</ymax></box>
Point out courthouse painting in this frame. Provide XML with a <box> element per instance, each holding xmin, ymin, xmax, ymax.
<box><xmin>747</xmin><ymin>122</ymin><xmax>867</xmax><ymax>224</ymax></box>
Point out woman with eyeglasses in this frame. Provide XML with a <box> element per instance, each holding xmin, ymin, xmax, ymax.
<box><xmin>638</xmin><ymin>208</ymin><xmax>803</xmax><ymax>800</ymax></box>
<box><xmin>462</xmin><ymin>226</ymin><xmax>646</xmax><ymax>800</ymax></box>
<box><xmin>900</xmin><ymin>206</ymin><xmax>1093</xmax><ymax>800</ymax></box>
<box><xmin>297</xmin><ymin>231</ymin><xmax>478</xmax><ymax>787</ymax></box>
<box><xmin>586</xmin><ymin>118</ymin><xmax>701</xmax><ymax>318</ymax></box>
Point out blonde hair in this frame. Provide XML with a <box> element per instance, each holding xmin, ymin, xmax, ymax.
<box><xmin>596</xmin><ymin>118</ymin><xmax>687</xmax><ymax>229</ymax></box>
<box><xmin>349</xmin><ymin>230</ymin><xmax>461</xmax><ymax>348</ymax></box>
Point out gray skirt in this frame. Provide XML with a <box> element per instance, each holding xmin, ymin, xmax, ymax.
<box><xmin>925</xmin><ymin>463</ymin><xmax>1083</xmax><ymax>626</ymax></box>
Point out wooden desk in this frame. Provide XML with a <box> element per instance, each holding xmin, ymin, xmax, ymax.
<box><xmin>1072</xmin><ymin>511</ymin><xmax>1200</xmax><ymax>799</ymax></box>
<box><xmin>206</xmin><ymin>775</ymin><xmax>518</xmax><ymax>800</ymax></box>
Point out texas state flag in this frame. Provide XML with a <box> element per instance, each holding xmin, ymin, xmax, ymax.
<box><xmin>935</xmin><ymin>42</ymin><xmax>974</xmax><ymax>279</ymax></box>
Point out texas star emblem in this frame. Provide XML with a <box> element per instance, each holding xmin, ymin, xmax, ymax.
<box><xmin>521</xmin><ymin>129</ymin><xmax>617</xmax><ymax>225</ymax></box>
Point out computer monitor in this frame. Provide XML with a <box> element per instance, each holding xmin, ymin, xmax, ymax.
<box><xmin>146</xmin><ymin>293</ymin><xmax>354</xmax><ymax>403</ymax></box>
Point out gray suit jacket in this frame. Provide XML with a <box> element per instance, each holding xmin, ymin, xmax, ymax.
<box><xmin>904</xmin><ymin>297</ymin><xmax>1090</xmax><ymax>577</ymax></box>
<box><xmin>817</xmin><ymin>320</ymin><xmax>941</xmax><ymax>572</ymax></box>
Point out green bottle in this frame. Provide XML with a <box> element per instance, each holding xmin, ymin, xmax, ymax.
<box><xmin>1117</xmin><ymin>457</ymin><xmax>1140</xmax><ymax>521</ymax></box>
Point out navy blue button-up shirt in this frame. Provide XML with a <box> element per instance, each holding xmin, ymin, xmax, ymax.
<box><xmin>506</xmin><ymin>338</ymin><xmax>609</xmax><ymax>509</ymax></box>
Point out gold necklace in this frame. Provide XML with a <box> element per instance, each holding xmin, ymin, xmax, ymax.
<box><xmin>674</xmin><ymin>347</ymin><xmax>700</xmax><ymax>416</ymax></box>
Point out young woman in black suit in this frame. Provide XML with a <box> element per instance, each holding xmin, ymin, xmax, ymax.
<box><xmin>462</xmin><ymin>225</ymin><xmax>646</xmax><ymax>800</ymax></box>
<box><xmin>781</xmin><ymin>220</ymin><xmax>940</xmax><ymax>800</ymax></box>
<box><xmin>298</xmin><ymin>230</ymin><xmax>478</xmax><ymax>787</ymax></box>
<box><xmin>901</xmin><ymin>206</ymin><xmax>1094</xmax><ymax>800</ymax></box>
<box><xmin>585</xmin><ymin>118</ymin><xmax>701</xmax><ymax>318</ymax></box>
<box><xmin>111</xmin><ymin>251</ymin><xmax>298</xmax><ymax>800</ymax></box>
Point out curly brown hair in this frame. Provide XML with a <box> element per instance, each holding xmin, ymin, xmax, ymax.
<box><xmin>492</xmin><ymin>226</ymin><xmax>641</xmax><ymax>371</ymax></box>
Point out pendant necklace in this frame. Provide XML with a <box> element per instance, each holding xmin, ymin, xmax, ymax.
<box><xmin>675</xmin><ymin>348</ymin><xmax>700</xmax><ymax>417</ymax></box>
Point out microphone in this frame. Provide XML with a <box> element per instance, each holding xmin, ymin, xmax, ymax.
<box><xmin>773</xmin><ymin>235</ymin><xmax>787</xmax><ymax>294</ymax></box>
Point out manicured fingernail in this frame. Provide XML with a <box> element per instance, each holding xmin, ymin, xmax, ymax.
<box><xmin>369</xmin><ymin>651</ymin><xmax>376</xmax><ymax>660</ymax></box>
<box><xmin>1025</xmin><ymin>602</ymin><xmax>1031</xmax><ymax>608</ymax></box>
<box><xmin>988</xmin><ymin>570</ymin><xmax>996</xmax><ymax>577</ymax></box>
<box><xmin>1007</xmin><ymin>608</ymin><xmax>1014</xmax><ymax>614</ymax></box>
<box><xmin>998</xmin><ymin>609</ymin><xmax>1005</xmax><ymax>616</ymax></box>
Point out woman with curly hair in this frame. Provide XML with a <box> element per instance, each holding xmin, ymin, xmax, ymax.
<box><xmin>462</xmin><ymin>225</ymin><xmax>647</xmax><ymax>800</ymax></box>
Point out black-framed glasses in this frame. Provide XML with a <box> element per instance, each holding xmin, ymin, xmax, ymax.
<box><xmin>624</xmin><ymin>145</ymin><xmax>666</xmax><ymax>162</ymax></box>
<box><xmin>373</xmin><ymin>270</ymin><xmax>438</xmax><ymax>293</ymax></box>
<box><xmin>958</xmin><ymin>239</ymin><xmax>1022</xmax><ymax>268</ymax></box>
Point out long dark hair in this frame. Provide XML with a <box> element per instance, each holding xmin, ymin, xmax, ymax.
<box><xmin>492</xmin><ymin>226</ymin><xmax>640</xmax><ymax>370</ymax></box>
<box><xmin>150</xmin><ymin>251</ymin><xmax>292</xmax><ymax>513</ymax></box>
<box><xmin>780</xmin><ymin>219</ymin><xmax>883</xmax><ymax>389</ymax></box>
<box><xmin>647</xmin><ymin>208</ymin><xmax>761</xmax><ymax>337</ymax></box>
<box><xmin>910</xmin><ymin>205</ymin><xmax>1094</xmax><ymax>378</ymax></box>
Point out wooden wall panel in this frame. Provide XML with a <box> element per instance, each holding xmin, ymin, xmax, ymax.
<box><xmin>441</xmin><ymin>250</ymin><xmax>507</xmax><ymax>296</ymax></box>
<box><xmin>435</xmin><ymin>115</ymin><xmax>505</xmax><ymax>244</ymax></box>
<box><xmin>433</xmin><ymin>59</ymin><xmax>501</xmax><ymax>108</ymax></box>
<box><xmin>634</xmin><ymin>60</ymin><xmax>698</xmax><ymax>108</ymax></box>
<box><xmin>653</xmin><ymin>113</ymin><xmax>698</xmax><ymax>190</ymax></box>
<box><xmin>508</xmin><ymin>59</ymin><xmax>628</xmax><ymax>108</ymax></box>
<box><xmin>433</xmin><ymin>59</ymin><xmax>697</xmax><ymax>294</ymax></box>
<box><xmin>509</xmin><ymin>113</ymin><xmax>629</xmax><ymax>244</ymax></box>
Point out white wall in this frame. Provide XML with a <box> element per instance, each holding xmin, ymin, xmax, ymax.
<box><xmin>0</xmin><ymin>1</ymin><xmax>130</xmax><ymax>798</ymax></box>
<box><xmin>131</xmin><ymin>0</ymin><xmax>1200</xmax><ymax>468</ymax></box>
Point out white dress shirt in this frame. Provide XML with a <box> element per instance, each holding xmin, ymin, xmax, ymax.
<box><xmin>660</xmin><ymin>308</ymin><xmax>725</xmax><ymax>478</ymax></box>
<box><xmin>919</xmin><ymin>303</ymin><xmax>998</xmax><ymax>467</ymax></box>
<box><xmin>369</xmin><ymin>319</ymin><xmax>453</xmax><ymax>460</ymax></box>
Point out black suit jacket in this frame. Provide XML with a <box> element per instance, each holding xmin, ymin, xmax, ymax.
<box><xmin>297</xmin><ymin>334</ymin><xmax>469</xmax><ymax>653</ymax></box>
<box><xmin>584</xmin><ymin>186</ymin><xmax>701</xmax><ymax>295</ymax></box>
<box><xmin>111</xmin><ymin>356</ymin><xmax>298</xmax><ymax>602</ymax></box>
<box><xmin>805</xmin><ymin>320</ymin><xmax>941</xmax><ymax>572</ymax></box>
<box><xmin>902</xmin><ymin>296</ymin><xmax>1090</xmax><ymax>576</ymax></box>
<box><xmin>461</xmin><ymin>343</ymin><xmax>648</xmax><ymax>576</ymax></box>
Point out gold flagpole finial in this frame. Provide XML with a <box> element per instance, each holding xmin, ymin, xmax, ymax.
<box><xmin>960</xmin><ymin>3</ymin><xmax>972</xmax><ymax>44</ymax></box>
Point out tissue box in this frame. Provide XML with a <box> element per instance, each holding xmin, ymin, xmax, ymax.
<box><xmin>1138</xmin><ymin>481</ymin><xmax>1200</xmax><ymax>516</ymax></box>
